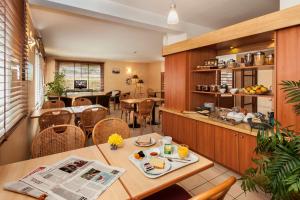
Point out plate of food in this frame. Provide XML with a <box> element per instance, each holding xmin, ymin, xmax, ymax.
<box><xmin>134</xmin><ymin>136</ymin><xmax>156</xmax><ymax>147</ymax></box>
<box><xmin>140</xmin><ymin>157</ymin><xmax>171</xmax><ymax>175</ymax></box>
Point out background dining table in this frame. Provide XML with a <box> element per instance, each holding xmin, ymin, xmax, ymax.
<box><xmin>30</xmin><ymin>105</ymin><xmax>106</xmax><ymax>118</ymax></box>
<box><xmin>0</xmin><ymin>146</ymin><xmax>130</xmax><ymax>200</ymax></box>
<box><xmin>120</xmin><ymin>97</ymin><xmax>164</xmax><ymax>127</ymax></box>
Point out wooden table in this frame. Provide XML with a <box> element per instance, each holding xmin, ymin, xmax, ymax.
<box><xmin>30</xmin><ymin>105</ymin><xmax>106</xmax><ymax>118</ymax></box>
<box><xmin>97</xmin><ymin>133</ymin><xmax>214</xmax><ymax>199</ymax></box>
<box><xmin>0</xmin><ymin>146</ymin><xmax>130</xmax><ymax>200</ymax></box>
<box><xmin>121</xmin><ymin>98</ymin><xmax>164</xmax><ymax>127</ymax></box>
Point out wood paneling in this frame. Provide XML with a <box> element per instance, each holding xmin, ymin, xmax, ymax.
<box><xmin>162</xmin><ymin>112</ymin><xmax>197</xmax><ymax>150</ymax></box>
<box><xmin>238</xmin><ymin>133</ymin><xmax>257</xmax><ymax>174</ymax></box>
<box><xmin>165</xmin><ymin>52</ymin><xmax>189</xmax><ymax>111</ymax></box>
<box><xmin>163</xmin><ymin>5</ymin><xmax>300</xmax><ymax>55</ymax></box>
<box><xmin>276</xmin><ymin>26</ymin><xmax>300</xmax><ymax>132</ymax></box>
<box><xmin>215</xmin><ymin>126</ymin><xmax>239</xmax><ymax>172</ymax></box>
<box><xmin>196</xmin><ymin>122</ymin><xmax>215</xmax><ymax>160</ymax></box>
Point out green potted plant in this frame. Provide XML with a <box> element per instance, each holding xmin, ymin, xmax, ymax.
<box><xmin>46</xmin><ymin>72</ymin><xmax>66</xmax><ymax>97</ymax></box>
<box><xmin>241</xmin><ymin>80</ymin><xmax>300</xmax><ymax>200</ymax></box>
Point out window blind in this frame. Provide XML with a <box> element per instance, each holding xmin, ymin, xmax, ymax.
<box><xmin>35</xmin><ymin>49</ymin><xmax>44</xmax><ymax>109</ymax></box>
<box><xmin>0</xmin><ymin>0</ymin><xmax>27</xmax><ymax>142</ymax></box>
<box><xmin>57</xmin><ymin>61</ymin><xmax>104</xmax><ymax>91</ymax></box>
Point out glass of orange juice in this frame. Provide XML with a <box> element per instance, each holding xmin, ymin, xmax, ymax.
<box><xmin>177</xmin><ymin>144</ymin><xmax>189</xmax><ymax>159</ymax></box>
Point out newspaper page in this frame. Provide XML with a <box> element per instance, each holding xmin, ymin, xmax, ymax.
<box><xmin>21</xmin><ymin>156</ymin><xmax>125</xmax><ymax>200</ymax></box>
<box><xmin>3</xmin><ymin>166</ymin><xmax>58</xmax><ymax>200</ymax></box>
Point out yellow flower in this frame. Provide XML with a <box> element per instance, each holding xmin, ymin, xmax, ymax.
<box><xmin>108</xmin><ymin>133</ymin><xmax>123</xmax><ymax>146</ymax></box>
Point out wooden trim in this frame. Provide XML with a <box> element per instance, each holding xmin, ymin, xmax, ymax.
<box><xmin>162</xmin><ymin>4</ymin><xmax>300</xmax><ymax>56</ymax></box>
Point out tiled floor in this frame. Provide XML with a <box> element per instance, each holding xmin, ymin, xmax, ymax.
<box><xmin>100</xmin><ymin>105</ymin><xmax>270</xmax><ymax>200</ymax></box>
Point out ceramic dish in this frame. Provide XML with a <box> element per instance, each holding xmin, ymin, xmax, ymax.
<box><xmin>140</xmin><ymin>158</ymin><xmax>171</xmax><ymax>175</ymax></box>
<box><xmin>134</xmin><ymin>137</ymin><xmax>156</xmax><ymax>147</ymax></box>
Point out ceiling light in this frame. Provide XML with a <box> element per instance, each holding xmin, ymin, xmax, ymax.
<box><xmin>167</xmin><ymin>2</ymin><xmax>179</xmax><ymax>25</ymax></box>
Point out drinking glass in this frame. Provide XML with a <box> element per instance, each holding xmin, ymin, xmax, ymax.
<box><xmin>177</xmin><ymin>144</ymin><xmax>189</xmax><ymax>159</ymax></box>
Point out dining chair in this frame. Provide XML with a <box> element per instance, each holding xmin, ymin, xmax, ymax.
<box><xmin>39</xmin><ymin>110</ymin><xmax>72</xmax><ymax>131</ymax></box>
<box><xmin>120</xmin><ymin>93</ymin><xmax>134</xmax><ymax>123</ymax></box>
<box><xmin>72</xmin><ymin>97</ymin><xmax>92</xmax><ymax>106</ymax></box>
<box><xmin>147</xmin><ymin>88</ymin><xmax>156</xmax><ymax>97</ymax></box>
<box><xmin>143</xmin><ymin>176</ymin><xmax>236</xmax><ymax>200</ymax></box>
<box><xmin>79</xmin><ymin>106</ymin><xmax>108</xmax><ymax>137</ymax></box>
<box><xmin>31</xmin><ymin>124</ymin><xmax>86</xmax><ymax>158</ymax></box>
<box><xmin>42</xmin><ymin>100</ymin><xmax>65</xmax><ymax>109</ymax></box>
<box><xmin>105</xmin><ymin>90</ymin><xmax>121</xmax><ymax>110</ymax></box>
<box><xmin>133</xmin><ymin>99</ymin><xmax>155</xmax><ymax>134</ymax></box>
<box><xmin>92</xmin><ymin>118</ymin><xmax>130</xmax><ymax>145</ymax></box>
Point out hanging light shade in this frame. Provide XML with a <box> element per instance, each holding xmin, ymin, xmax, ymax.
<box><xmin>167</xmin><ymin>3</ymin><xmax>179</xmax><ymax>25</ymax></box>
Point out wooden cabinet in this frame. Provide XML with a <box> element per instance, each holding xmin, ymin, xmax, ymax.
<box><xmin>196</xmin><ymin>122</ymin><xmax>215</xmax><ymax>160</ymax></box>
<box><xmin>276</xmin><ymin>26</ymin><xmax>300</xmax><ymax>132</ymax></box>
<box><xmin>162</xmin><ymin>111</ymin><xmax>257</xmax><ymax>174</ymax></box>
<box><xmin>214</xmin><ymin>126</ymin><xmax>239</xmax><ymax>172</ymax></box>
<box><xmin>162</xmin><ymin>112</ymin><xmax>197</xmax><ymax>150</ymax></box>
<box><xmin>238</xmin><ymin>133</ymin><xmax>257</xmax><ymax>174</ymax></box>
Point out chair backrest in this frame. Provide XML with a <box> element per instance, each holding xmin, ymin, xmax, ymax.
<box><xmin>92</xmin><ymin>118</ymin><xmax>130</xmax><ymax>145</ymax></box>
<box><xmin>147</xmin><ymin>88</ymin><xmax>156</xmax><ymax>97</ymax></box>
<box><xmin>190</xmin><ymin>177</ymin><xmax>236</xmax><ymax>200</ymax></box>
<box><xmin>73</xmin><ymin>98</ymin><xmax>92</xmax><ymax>106</ymax></box>
<box><xmin>31</xmin><ymin>125</ymin><xmax>86</xmax><ymax>158</ymax></box>
<box><xmin>80</xmin><ymin>107</ymin><xmax>108</xmax><ymax>130</ymax></box>
<box><xmin>39</xmin><ymin>110</ymin><xmax>72</xmax><ymax>131</ymax></box>
<box><xmin>138</xmin><ymin>99</ymin><xmax>154</xmax><ymax>116</ymax></box>
<box><xmin>42</xmin><ymin>100</ymin><xmax>65</xmax><ymax>109</ymax></box>
<box><xmin>120</xmin><ymin>92</ymin><xmax>131</xmax><ymax>100</ymax></box>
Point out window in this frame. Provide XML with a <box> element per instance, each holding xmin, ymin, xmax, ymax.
<box><xmin>0</xmin><ymin>0</ymin><xmax>28</xmax><ymax>142</ymax></box>
<box><xmin>35</xmin><ymin>49</ymin><xmax>44</xmax><ymax>109</ymax></box>
<box><xmin>57</xmin><ymin>61</ymin><xmax>104</xmax><ymax>91</ymax></box>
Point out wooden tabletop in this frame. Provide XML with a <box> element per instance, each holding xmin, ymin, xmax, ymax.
<box><xmin>97</xmin><ymin>133</ymin><xmax>214</xmax><ymax>199</ymax></box>
<box><xmin>64</xmin><ymin>92</ymin><xmax>106</xmax><ymax>99</ymax></box>
<box><xmin>0</xmin><ymin>146</ymin><xmax>130</xmax><ymax>200</ymax></box>
<box><xmin>30</xmin><ymin>105</ymin><xmax>105</xmax><ymax>118</ymax></box>
<box><xmin>121</xmin><ymin>98</ymin><xmax>164</xmax><ymax>104</ymax></box>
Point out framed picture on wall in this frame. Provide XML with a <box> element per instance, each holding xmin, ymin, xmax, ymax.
<box><xmin>112</xmin><ymin>67</ymin><xmax>120</xmax><ymax>74</ymax></box>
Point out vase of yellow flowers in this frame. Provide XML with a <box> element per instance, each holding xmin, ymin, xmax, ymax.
<box><xmin>108</xmin><ymin>133</ymin><xmax>123</xmax><ymax>150</ymax></box>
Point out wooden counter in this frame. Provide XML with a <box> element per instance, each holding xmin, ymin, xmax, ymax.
<box><xmin>160</xmin><ymin>107</ymin><xmax>258</xmax><ymax>174</ymax></box>
<box><xmin>160</xmin><ymin>107</ymin><xmax>258</xmax><ymax>137</ymax></box>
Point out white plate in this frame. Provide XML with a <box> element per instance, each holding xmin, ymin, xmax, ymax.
<box><xmin>141</xmin><ymin>158</ymin><xmax>171</xmax><ymax>175</ymax></box>
<box><xmin>134</xmin><ymin>137</ymin><xmax>156</xmax><ymax>147</ymax></box>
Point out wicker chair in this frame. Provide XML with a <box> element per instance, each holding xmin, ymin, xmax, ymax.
<box><xmin>92</xmin><ymin>118</ymin><xmax>130</xmax><ymax>145</ymax></box>
<box><xmin>31</xmin><ymin>125</ymin><xmax>86</xmax><ymax>158</ymax></box>
<box><xmin>72</xmin><ymin>97</ymin><xmax>92</xmax><ymax>106</ymax></box>
<box><xmin>147</xmin><ymin>88</ymin><xmax>156</xmax><ymax>97</ymax></box>
<box><xmin>133</xmin><ymin>99</ymin><xmax>155</xmax><ymax>134</ymax></box>
<box><xmin>39</xmin><ymin>110</ymin><xmax>72</xmax><ymax>131</ymax></box>
<box><xmin>79</xmin><ymin>106</ymin><xmax>108</xmax><ymax>137</ymax></box>
<box><xmin>42</xmin><ymin>100</ymin><xmax>65</xmax><ymax>109</ymax></box>
<box><xmin>120</xmin><ymin>93</ymin><xmax>134</xmax><ymax>123</ymax></box>
<box><xmin>144</xmin><ymin>177</ymin><xmax>236</xmax><ymax>200</ymax></box>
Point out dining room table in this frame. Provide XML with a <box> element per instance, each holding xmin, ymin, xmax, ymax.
<box><xmin>120</xmin><ymin>97</ymin><xmax>164</xmax><ymax>128</ymax></box>
<box><xmin>30</xmin><ymin>104</ymin><xmax>106</xmax><ymax>118</ymax></box>
<box><xmin>0</xmin><ymin>146</ymin><xmax>130</xmax><ymax>200</ymax></box>
<box><xmin>97</xmin><ymin>133</ymin><xmax>214</xmax><ymax>200</ymax></box>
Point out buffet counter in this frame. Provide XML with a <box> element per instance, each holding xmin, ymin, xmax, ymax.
<box><xmin>159</xmin><ymin>107</ymin><xmax>258</xmax><ymax>137</ymax></box>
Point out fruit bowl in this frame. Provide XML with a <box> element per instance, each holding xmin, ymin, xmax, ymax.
<box><xmin>243</xmin><ymin>85</ymin><xmax>269</xmax><ymax>95</ymax></box>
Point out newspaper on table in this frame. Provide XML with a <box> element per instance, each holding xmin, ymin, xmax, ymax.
<box><xmin>4</xmin><ymin>156</ymin><xmax>125</xmax><ymax>200</ymax></box>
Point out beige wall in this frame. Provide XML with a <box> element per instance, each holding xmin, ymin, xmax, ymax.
<box><xmin>0</xmin><ymin>46</ymin><xmax>42</xmax><ymax>165</ymax></box>
<box><xmin>45</xmin><ymin>57</ymin><xmax>164</xmax><ymax>95</ymax></box>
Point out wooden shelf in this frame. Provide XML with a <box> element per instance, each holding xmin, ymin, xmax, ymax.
<box><xmin>192</xmin><ymin>91</ymin><xmax>274</xmax><ymax>98</ymax></box>
<box><xmin>192</xmin><ymin>65</ymin><xmax>274</xmax><ymax>73</ymax></box>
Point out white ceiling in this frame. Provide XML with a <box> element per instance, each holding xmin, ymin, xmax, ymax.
<box><xmin>109</xmin><ymin>0</ymin><xmax>279</xmax><ymax>28</ymax></box>
<box><xmin>29</xmin><ymin>0</ymin><xmax>279</xmax><ymax>62</ymax></box>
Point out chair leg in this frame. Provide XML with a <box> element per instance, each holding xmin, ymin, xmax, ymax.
<box><xmin>121</xmin><ymin>110</ymin><xmax>123</xmax><ymax>120</ymax></box>
<box><xmin>150</xmin><ymin>116</ymin><xmax>154</xmax><ymax>133</ymax></box>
